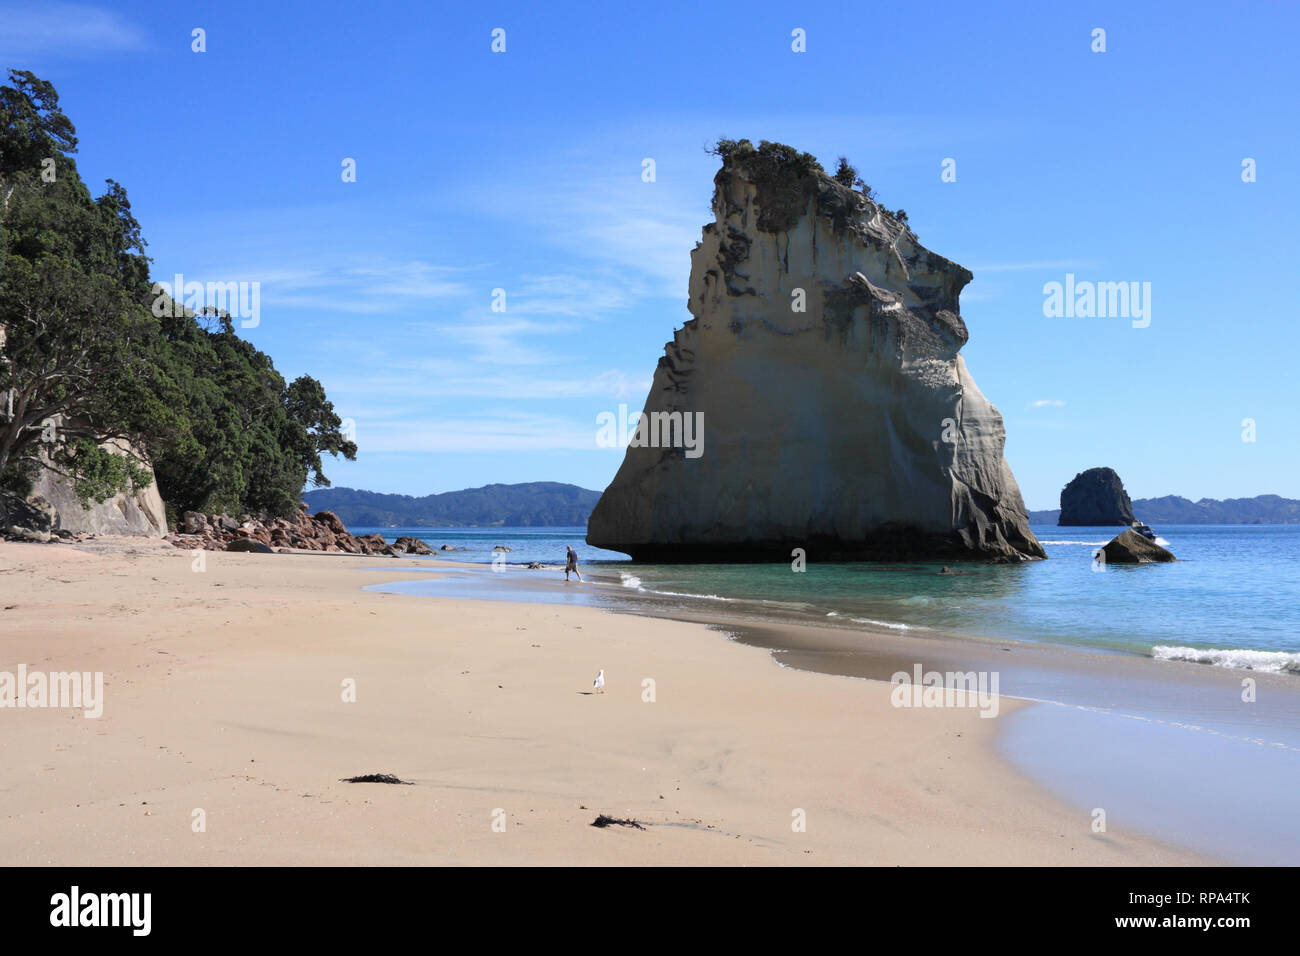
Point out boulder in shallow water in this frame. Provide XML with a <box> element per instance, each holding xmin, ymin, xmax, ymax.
<box><xmin>1100</xmin><ymin>529</ymin><xmax>1175</xmax><ymax>563</ymax></box>
<box><xmin>394</xmin><ymin>535</ymin><xmax>432</xmax><ymax>555</ymax></box>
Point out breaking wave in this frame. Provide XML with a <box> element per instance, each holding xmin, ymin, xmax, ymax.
<box><xmin>849</xmin><ymin>617</ymin><xmax>910</xmax><ymax>630</ymax></box>
<box><xmin>1152</xmin><ymin>645</ymin><xmax>1300</xmax><ymax>674</ymax></box>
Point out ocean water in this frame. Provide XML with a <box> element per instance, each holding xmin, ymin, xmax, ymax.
<box><xmin>353</xmin><ymin>524</ymin><xmax>1300</xmax><ymax>672</ymax></box>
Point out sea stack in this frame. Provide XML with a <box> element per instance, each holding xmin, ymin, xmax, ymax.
<box><xmin>586</xmin><ymin>140</ymin><xmax>1044</xmax><ymax>562</ymax></box>
<box><xmin>1059</xmin><ymin>467</ymin><xmax>1136</xmax><ymax>526</ymax></box>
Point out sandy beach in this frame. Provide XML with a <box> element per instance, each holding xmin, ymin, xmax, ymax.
<box><xmin>0</xmin><ymin>538</ymin><xmax>1211</xmax><ymax>866</ymax></box>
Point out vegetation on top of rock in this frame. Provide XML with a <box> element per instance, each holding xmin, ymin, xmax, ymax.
<box><xmin>833</xmin><ymin>156</ymin><xmax>858</xmax><ymax>187</ymax></box>
<box><xmin>708</xmin><ymin>138</ymin><xmax>912</xmax><ymax>234</ymax></box>
<box><xmin>708</xmin><ymin>138</ymin><xmax>824</xmax><ymax>234</ymax></box>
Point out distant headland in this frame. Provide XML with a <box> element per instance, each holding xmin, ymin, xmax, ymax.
<box><xmin>1028</xmin><ymin>494</ymin><xmax>1300</xmax><ymax>526</ymax></box>
<box><xmin>302</xmin><ymin>482</ymin><xmax>600</xmax><ymax>527</ymax></box>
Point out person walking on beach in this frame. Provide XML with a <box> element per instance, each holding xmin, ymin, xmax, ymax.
<box><xmin>565</xmin><ymin>546</ymin><xmax>582</xmax><ymax>582</ymax></box>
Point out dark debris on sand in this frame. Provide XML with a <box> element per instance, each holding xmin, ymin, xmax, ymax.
<box><xmin>591</xmin><ymin>815</ymin><xmax>645</xmax><ymax>829</ymax></box>
<box><xmin>340</xmin><ymin>773</ymin><xmax>414</xmax><ymax>785</ymax></box>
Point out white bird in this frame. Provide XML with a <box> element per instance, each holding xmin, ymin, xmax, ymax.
<box><xmin>592</xmin><ymin>669</ymin><xmax>605</xmax><ymax>694</ymax></box>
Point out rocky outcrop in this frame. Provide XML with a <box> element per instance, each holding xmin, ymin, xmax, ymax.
<box><xmin>1100</xmin><ymin>529</ymin><xmax>1176</xmax><ymax>563</ymax></box>
<box><xmin>586</xmin><ymin>141</ymin><xmax>1043</xmax><ymax>562</ymax></box>
<box><xmin>3</xmin><ymin>438</ymin><xmax>167</xmax><ymax>539</ymax></box>
<box><xmin>163</xmin><ymin>506</ymin><xmax>422</xmax><ymax>556</ymax></box>
<box><xmin>1059</xmin><ymin>467</ymin><xmax>1136</xmax><ymax>526</ymax></box>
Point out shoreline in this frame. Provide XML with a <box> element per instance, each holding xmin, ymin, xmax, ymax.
<box><xmin>369</xmin><ymin>560</ymin><xmax>1300</xmax><ymax>864</ymax></box>
<box><xmin>0</xmin><ymin>536</ymin><xmax>1220</xmax><ymax>865</ymax></box>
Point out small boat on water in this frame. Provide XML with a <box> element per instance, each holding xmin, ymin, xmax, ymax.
<box><xmin>1131</xmin><ymin>521</ymin><xmax>1157</xmax><ymax>540</ymax></box>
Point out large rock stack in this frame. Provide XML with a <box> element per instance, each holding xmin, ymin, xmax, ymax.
<box><xmin>587</xmin><ymin>141</ymin><xmax>1043</xmax><ymax>562</ymax></box>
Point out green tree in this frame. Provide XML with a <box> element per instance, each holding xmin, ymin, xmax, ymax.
<box><xmin>0</xmin><ymin>71</ymin><xmax>156</xmax><ymax>502</ymax></box>
<box><xmin>2</xmin><ymin>71</ymin><xmax>356</xmax><ymax>520</ymax></box>
<box><xmin>833</xmin><ymin>156</ymin><xmax>858</xmax><ymax>187</ymax></box>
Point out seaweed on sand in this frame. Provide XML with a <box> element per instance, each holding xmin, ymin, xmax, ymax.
<box><xmin>340</xmin><ymin>773</ymin><xmax>414</xmax><ymax>785</ymax></box>
<box><xmin>591</xmin><ymin>815</ymin><xmax>645</xmax><ymax>829</ymax></box>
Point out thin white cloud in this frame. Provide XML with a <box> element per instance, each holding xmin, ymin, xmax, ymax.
<box><xmin>1028</xmin><ymin>399</ymin><xmax>1067</xmax><ymax>408</ymax></box>
<box><xmin>0</xmin><ymin>2</ymin><xmax>146</xmax><ymax>59</ymax></box>
<box><xmin>344</xmin><ymin>412</ymin><xmax>603</xmax><ymax>454</ymax></box>
<box><xmin>484</xmin><ymin>166</ymin><xmax>705</xmax><ymax>299</ymax></box>
<box><xmin>233</xmin><ymin>259</ymin><xmax>471</xmax><ymax>313</ymax></box>
<box><xmin>329</xmin><ymin>368</ymin><xmax>651</xmax><ymax>405</ymax></box>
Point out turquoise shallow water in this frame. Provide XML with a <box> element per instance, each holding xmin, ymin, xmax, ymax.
<box><xmin>353</xmin><ymin>523</ymin><xmax>1300</xmax><ymax>670</ymax></box>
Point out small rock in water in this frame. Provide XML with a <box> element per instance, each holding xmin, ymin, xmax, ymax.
<box><xmin>1100</xmin><ymin>529</ymin><xmax>1176</xmax><ymax>563</ymax></box>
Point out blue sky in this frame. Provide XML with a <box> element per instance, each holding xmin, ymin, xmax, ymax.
<box><xmin>4</xmin><ymin>0</ymin><xmax>1297</xmax><ymax>510</ymax></box>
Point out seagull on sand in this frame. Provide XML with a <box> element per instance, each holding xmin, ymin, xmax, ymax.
<box><xmin>593</xmin><ymin>669</ymin><xmax>605</xmax><ymax>694</ymax></box>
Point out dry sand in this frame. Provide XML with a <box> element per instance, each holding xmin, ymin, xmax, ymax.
<box><xmin>0</xmin><ymin>538</ymin><xmax>1209</xmax><ymax>865</ymax></box>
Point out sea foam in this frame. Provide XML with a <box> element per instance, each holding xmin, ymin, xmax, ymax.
<box><xmin>1152</xmin><ymin>645</ymin><xmax>1300</xmax><ymax>674</ymax></box>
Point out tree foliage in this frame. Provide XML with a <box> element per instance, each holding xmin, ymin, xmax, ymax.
<box><xmin>833</xmin><ymin>156</ymin><xmax>857</xmax><ymax>187</ymax></box>
<box><xmin>1</xmin><ymin>70</ymin><xmax>354</xmax><ymax>520</ymax></box>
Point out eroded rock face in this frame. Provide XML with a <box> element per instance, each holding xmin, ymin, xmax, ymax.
<box><xmin>587</xmin><ymin>143</ymin><xmax>1043</xmax><ymax>561</ymax></box>
<box><xmin>1059</xmin><ymin>467</ymin><xmax>1136</xmax><ymax>526</ymax></box>
<box><xmin>25</xmin><ymin>439</ymin><xmax>167</xmax><ymax>537</ymax></box>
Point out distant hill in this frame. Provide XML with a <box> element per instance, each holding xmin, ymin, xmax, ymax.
<box><xmin>1028</xmin><ymin>494</ymin><xmax>1300</xmax><ymax>525</ymax></box>
<box><xmin>301</xmin><ymin>482</ymin><xmax>602</xmax><ymax>527</ymax></box>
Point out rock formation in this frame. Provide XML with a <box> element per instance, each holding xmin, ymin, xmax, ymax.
<box><xmin>1059</xmin><ymin>467</ymin><xmax>1136</xmax><ymax>526</ymax></box>
<box><xmin>2</xmin><ymin>438</ymin><xmax>167</xmax><ymax>539</ymax></box>
<box><xmin>586</xmin><ymin>141</ymin><xmax>1043</xmax><ymax>561</ymax></box>
<box><xmin>1100</xmin><ymin>529</ymin><xmax>1176</xmax><ymax>563</ymax></box>
<box><xmin>163</xmin><ymin>505</ymin><xmax>429</xmax><ymax>556</ymax></box>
